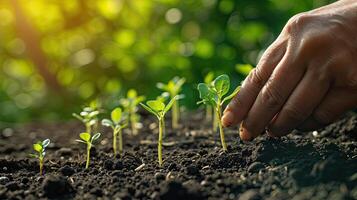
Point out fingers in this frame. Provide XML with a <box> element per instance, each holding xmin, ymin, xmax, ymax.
<box><xmin>239</xmin><ymin>42</ymin><xmax>305</xmax><ymax>141</ymax></box>
<box><xmin>267</xmin><ymin>65</ymin><xmax>330</xmax><ymax>136</ymax></box>
<box><xmin>222</xmin><ymin>39</ymin><xmax>287</xmax><ymax>128</ymax></box>
<box><xmin>298</xmin><ymin>87</ymin><xmax>357</xmax><ymax>130</ymax></box>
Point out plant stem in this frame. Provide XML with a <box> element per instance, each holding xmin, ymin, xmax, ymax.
<box><xmin>39</xmin><ymin>157</ymin><xmax>43</xmax><ymax>175</ymax></box>
<box><xmin>130</xmin><ymin>110</ymin><xmax>137</xmax><ymax>135</ymax></box>
<box><xmin>213</xmin><ymin>108</ymin><xmax>218</xmax><ymax>132</ymax></box>
<box><xmin>172</xmin><ymin>100</ymin><xmax>179</xmax><ymax>129</ymax></box>
<box><xmin>158</xmin><ymin>118</ymin><xmax>164</xmax><ymax>167</ymax></box>
<box><xmin>86</xmin><ymin>123</ymin><xmax>91</xmax><ymax>135</ymax></box>
<box><xmin>216</xmin><ymin>105</ymin><xmax>227</xmax><ymax>151</ymax></box>
<box><xmin>113</xmin><ymin>130</ymin><xmax>117</xmax><ymax>156</ymax></box>
<box><xmin>118</xmin><ymin>129</ymin><xmax>123</xmax><ymax>157</ymax></box>
<box><xmin>86</xmin><ymin>143</ymin><xmax>91</xmax><ymax>168</ymax></box>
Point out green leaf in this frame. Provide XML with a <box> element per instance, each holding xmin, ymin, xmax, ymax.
<box><xmin>42</xmin><ymin>139</ymin><xmax>50</xmax><ymax>148</ymax></box>
<box><xmin>101</xmin><ymin>119</ymin><xmax>114</xmax><ymax>127</ymax></box>
<box><xmin>197</xmin><ymin>83</ymin><xmax>217</xmax><ymax>106</ymax></box>
<box><xmin>140</xmin><ymin>103</ymin><xmax>159</xmax><ymax>117</ymax></box>
<box><xmin>175</xmin><ymin>77</ymin><xmax>186</xmax><ymax>90</ymax></box>
<box><xmin>89</xmin><ymin>110</ymin><xmax>99</xmax><ymax>118</ymax></box>
<box><xmin>33</xmin><ymin>143</ymin><xmax>42</xmax><ymax>152</ymax></box>
<box><xmin>163</xmin><ymin>95</ymin><xmax>178</xmax><ymax>115</ymax></box>
<box><xmin>91</xmin><ymin>133</ymin><xmax>101</xmax><ymax>142</ymax></box>
<box><xmin>80</xmin><ymin>132</ymin><xmax>91</xmax><ymax>142</ymax></box>
<box><xmin>80</xmin><ymin>111</ymin><xmax>89</xmax><ymax>116</ymax></box>
<box><xmin>147</xmin><ymin>100</ymin><xmax>165</xmax><ymax>112</ymax></box>
<box><xmin>156</xmin><ymin>82</ymin><xmax>167</xmax><ymax>91</ymax></box>
<box><xmin>221</xmin><ymin>86</ymin><xmax>241</xmax><ymax>106</ymax></box>
<box><xmin>72</xmin><ymin>113</ymin><xmax>83</xmax><ymax>121</ymax></box>
<box><xmin>111</xmin><ymin>108</ymin><xmax>122</xmax><ymax>124</ymax></box>
<box><xmin>127</xmin><ymin>89</ymin><xmax>137</xmax><ymax>98</ymax></box>
<box><xmin>75</xmin><ymin>139</ymin><xmax>87</xmax><ymax>144</ymax></box>
<box><xmin>214</xmin><ymin>74</ymin><xmax>230</xmax><ymax>98</ymax></box>
<box><xmin>29</xmin><ymin>153</ymin><xmax>38</xmax><ymax>158</ymax></box>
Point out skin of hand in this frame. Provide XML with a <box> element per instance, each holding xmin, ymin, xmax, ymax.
<box><xmin>222</xmin><ymin>0</ymin><xmax>357</xmax><ymax>141</ymax></box>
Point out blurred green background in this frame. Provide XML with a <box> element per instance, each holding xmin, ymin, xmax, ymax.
<box><xmin>0</xmin><ymin>0</ymin><xmax>335</xmax><ymax>125</ymax></box>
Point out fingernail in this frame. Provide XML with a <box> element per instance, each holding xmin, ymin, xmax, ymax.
<box><xmin>222</xmin><ymin>111</ymin><xmax>234</xmax><ymax>127</ymax></box>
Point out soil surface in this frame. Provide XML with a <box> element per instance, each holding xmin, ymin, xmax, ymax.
<box><xmin>0</xmin><ymin>111</ymin><xmax>356</xmax><ymax>200</ymax></box>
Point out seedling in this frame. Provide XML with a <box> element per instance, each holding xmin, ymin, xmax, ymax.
<box><xmin>30</xmin><ymin>139</ymin><xmax>50</xmax><ymax>174</ymax></box>
<box><xmin>102</xmin><ymin>107</ymin><xmax>127</xmax><ymax>157</ymax></box>
<box><xmin>157</xmin><ymin>77</ymin><xmax>185</xmax><ymax>129</ymax></box>
<box><xmin>76</xmin><ymin>132</ymin><xmax>101</xmax><ymax>168</ymax></box>
<box><xmin>197</xmin><ymin>74</ymin><xmax>240</xmax><ymax>151</ymax></box>
<box><xmin>204</xmin><ymin>72</ymin><xmax>215</xmax><ymax>123</ymax></box>
<box><xmin>120</xmin><ymin>89</ymin><xmax>145</xmax><ymax>135</ymax></box>
<box><xmin>140</xmin><ymin>96</ymin><xmax>178</xmax><ymax>167</ymax></box>
<box><xmin>73</xmin><ymin>106</ymin><xmax>100</xmax><ymax>134</ymax></box>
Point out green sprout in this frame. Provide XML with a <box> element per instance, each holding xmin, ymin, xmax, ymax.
<box><xmin>140</xmin><ymin>96</ymin><xmax>178</xmax><ymax>167</ymax></box>
<box><xmin>120</xmin><ymin>89</ymin><xmax>145</xmax><ymax>135</ymax></box>
<box><xmin>157</xmin><ymin>77</ymin><xmax>185</xmax><ymax>129</ymax></box>
<box><xmin>72</xmin><ymin>106</ymin><xmax>100</xmax><ymax>134</ymax></box>
<box><xmin>76</xmin><ymin>132</ymin><xmax>101</xmax><ymax>168</ymax></box>
<box><xmin>197</xmin><ymin>74</ymin><xmax>241</xmax><ymax>151</ymax></box>
<box><xmin>102</xmin><ymin>108</ymin><xmax>127</xmax><ymax>157</ymax></box>
<box><xmin>30</xmin><ymin>139</ymin><xmax>50</xmax><ymax>174</ymax></box>
<box><xmin>204</xmin><ymin>72</ymin><xmax>215</xmax><ymax>124</ymax></box>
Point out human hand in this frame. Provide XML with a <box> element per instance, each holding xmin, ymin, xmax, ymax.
<box><xmin>222</xmin><ymin>0</ymin><xmax>357</xmax><ymax>141</ymax></box>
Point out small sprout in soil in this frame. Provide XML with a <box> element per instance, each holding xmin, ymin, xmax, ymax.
<box><xmin>204</xmin><ymin>72</ymin><xmax>215</xmax><ymax>125</ymax></box>
<box><xmin>140</xmin><ymin>95</ymin><xmax>179</xmax><ymax>167</ymax></box>
<box><xmin>30</xmin><ymin>139</ymin><xmax>50</xmax><ymax>174</ymax></box>
<box><xmin>197</xmin><ymin>74</ymin><xmax>241</xmax><ymax>151</ymax></box>
<box><xmin>76</xmin><ymin>132</ymin><xmax>101</xmax><ymax>168</ymax></box>
<box><xmin>157</xmin><ymin>77</ymin><xmax>185</xmax><ymax>129</ymax></box>
<box><xmin>72</xmin><ymin>106</ymin><xmax>100</xmax><ymax>134</ymax></box>
<box><xmin>102</xmin><ymin>107</ymin><xmax>127</xmax><ymax>157</ymax></box>
<box><xmin>120</xmin><ymin>89</ymin><xmax>145</xmax><ymax>135</ymax></box>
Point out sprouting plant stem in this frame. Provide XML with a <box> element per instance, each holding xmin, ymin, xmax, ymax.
<box><xmin>85</xmin><ymin>123</ymin><xmax>91</xmax><ymax>135</ymax></box>
<box><xmin>39</xmin><ymin>157</ymin><xmax>43</xmax><ymax>175</ymax></box>
<box><xmin>86</xmin><ymin>143</ymin><xmax>91</xmax><ymax>169</ymax></box>
<box><xmin>130</xmin><ymin>111</ymin><xmax>137</xmax><ymax>135</ymax></box>
<box><xmin>158</xmin><ymin>117</ymin><xmax>164</xmax><ymax>167</ymax></box>
<box><xmin>206</xmin><ymin>105</ymin><xmax>212</xmax><ymax>121</ymax></box>
<box><xmin>118</xmin><ymin>129</ymin><xmax>123</xmax><ymax>157</ymax></box>
<box><xmin>172</xmin><ymin>100</ymin><xmax>179</xmax><ymax>129</ymax></box>
<box><xmin>216</xmin><ymin>105</ymin><xmax>227</xmax><ymax>151</ymax></box>
<box><xmin>113</xmin><ymin>130</ymin><xmax>117</xmax><ymax>156</ymax></box>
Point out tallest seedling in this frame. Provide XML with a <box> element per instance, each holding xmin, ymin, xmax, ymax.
<box><xmin>197</xmin><ymin>74</ymin><xmax>240</xmax><ymax>151</ymax></box>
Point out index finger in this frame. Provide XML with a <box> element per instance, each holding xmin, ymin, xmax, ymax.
<box><xmin>222</xmin><ymin>40</ymin><xmax>287</xmax><ymax>128</ymax></box>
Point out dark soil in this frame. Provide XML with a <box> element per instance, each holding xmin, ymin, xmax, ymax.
<box><xmin>0</xmin><ymin>111</ymin><xmax>356</xmax><ymax>200</ymax></box>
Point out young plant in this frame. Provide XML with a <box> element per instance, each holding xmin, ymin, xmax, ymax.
<box><xmin>204</xmin><ymin>72</ymin><xmax>215</xmax><ymax>123</ymax></box>
<box><xmin>76</xmin><ymin>132</ymin><xmax>101</xmax><ymax>168</ymax></box>
<box><xmin>156</xmin><ymin>77</ymin><xmax>185</xmax><ymax>129</ymax></box>
<box><xmin>197</xmin><ymin>74</ymin><xmax>240</xmax><ymax>151</ymax></box>
<box><xmin>140</xmin><ymin>96</ymin><xmax>178</xmax><ymax>167</ymax></box>
<box><xmin>72</xmin><ymin>106</ymin><xmax>100</xmax><ymax>134</ymax></box>
<box><xmin>120</xmin><ymin>89</ymin><xmax>145</xmax><ymax>135</ymax></box>
<box><xmin>30</xmin><ymin>139</ymin><xmax>50</xmax><ymax>174</ymax></box>
<box><xmin>102</xmin><ymin>108</ymin><xmax>127</xmax><ymax>157</ymax></box>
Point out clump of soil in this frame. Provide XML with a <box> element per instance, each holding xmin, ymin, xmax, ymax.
<box><xmin>0</xmin><ymin>112</ymin><xmax>356</xmax><ymax>199</ymax></box>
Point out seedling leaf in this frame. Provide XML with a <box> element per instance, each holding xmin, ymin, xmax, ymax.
<box><xmin>80</xmin><ymin>132</ymin><xmax>91</xmax><ymax>142</ymax></box>
<box><xmin>91</xmin><ymin>133</ymin><xmax>101</xmax><ymax>142</ymax></box>
<box><xmin>214</xmin><ymin>74</ymin><xmax>230</xmax><ymax>97</ymax></box>
<box><xmin>33</xmin><ymin>143</ymin><xmax>42</xmax><ymax>152</ymax></box>
<box><xmin>147</xmin><ymin>100</ymin><xmax>165</xmax><ymax>112</ymax></box>
<box><xmin>102</xmin><ymin>119</ymin><xmax>114</xmax><ymax>127</ymax></box>
<box><xmin>163</xmin><ymin>95</ymin><xmax>178</xmax><ymax>114</ymax></box>
<box><xmin>140</xmin><ymin>103</ymin><xmax>159</xmax><ymax>117</ymax></box>
<box><xmin>197</xmin><ymin>83</ymin><xmax>217</xmax><ymax>106</ymax></box>
<box><xmin>221</xmin><ymin>86</ymin><xmax>241</xmax><ymax>106</ymax></box>
<box><xmin>42</xmin><ymin>139</ymin><xmax>50</xmax><ymax>148</ymax></box>
<box><xmin>111</xmin><ymin>108</ymin><xmax>122</xmax><ymax>124</ymax></box>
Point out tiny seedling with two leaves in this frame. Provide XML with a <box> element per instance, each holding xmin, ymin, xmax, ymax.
<box><xmin>102</xmin><ymin>107</ymin><xmax>127</xmax><ymax>157</ymax></box>
<box><xmin>76</xmin><ymin>132</ymin><xmax>101</xmax><ymax>168</ymax></box>
<box><xmin>30</xmin><ymin>139</ymin><xmax>50</xmax><ymax>174</ymax></box>
<box><xmin>120</xmin><ymin>89</ymin><xmax>145</xmax><ymax>135</ymax></box>
<box><xmin>157</xmin><ymin>77</ymin><xmax>185</xmax><ymax>129</ymax></box>
<box><xmin>140</xmin><ymin>96</ymin><xmax>178</xmax><ymax>167</ymax></box>
<box><xmin>197</xmin><ymin>74</ymin><xmax>240</xmax><ymax>151</ymax></box>
<box><xmin>73</xmin><ymin>106</ymin><xmax>100</xmax><ymax>134</ymax></box>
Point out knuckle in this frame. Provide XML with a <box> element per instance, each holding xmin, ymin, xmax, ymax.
<box><xmin>313</xmin><ymin>109</ymin><xmax>334</xmax><ymax>124</ymax></box>
<box><xmin>285</xmin><ymin>12</ymin><xmax>311</xmax><ymax>34</ymax></box>
<box><xmin>247</xmin><ymin>68</ymin><xmax>265</xmax><ymax>89</ymax></box>
<box><xmin>260</xmin><ymin>84</ymin><xmax>284</xmax><ymax>108</ymax></box>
